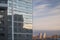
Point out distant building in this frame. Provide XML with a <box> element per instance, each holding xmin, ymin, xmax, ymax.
<box><xmin>33</xmin><ymin>33</ymin><xmax>47</xmax><ymax>40</ymax></box>
<box><xmin>39</xmin><ymin>33</ymin><xmax>43</xmax><ymax>39</ymax></box>
<box><xmin>33</xmin><ymin>33</ymin><xmax>60</xmax><ymax>40</ymax></box>
<box><xmin>33</xmin><ymin>35</ymin><xmax>40</xmax><ymax>40</ymax></box>
<box><xmin>43</xmin><ymin>32</ymin><xmax>47</xmax><ymax>39</ymax></box>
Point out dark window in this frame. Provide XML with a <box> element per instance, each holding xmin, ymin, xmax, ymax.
<box><xmin>14</xmin><ymin>14</ymin><xmax>24</xmax><ymax>22</ymax></box>
<box><xmin>0</xmin><ymin>0</ymin><xmax>7</xmax><ymax>3</ymax></box>
<box><xmin>18</xmin><ymin>0</ymin><xmax>22</xmax><ymax>1</ymax></box>
<box><xmin>0</xmin><ymin>33</ymin><xmax>5</xmax><ymax>36</ymax></box>
<box><xmin>0</xmin><ymin>27</ymin><xmax>4</xmax><ymax>31</ymax></box>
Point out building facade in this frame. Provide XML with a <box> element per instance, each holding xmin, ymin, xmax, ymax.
<box><xmin>0</xmin><ymin>0</ymin><xmax>8</xmax><ymax>40</ymax></box>
<box><xmin>0</xmin><ymin>0</ymin><xmax>32</xmax><ymax>40</ymax></box>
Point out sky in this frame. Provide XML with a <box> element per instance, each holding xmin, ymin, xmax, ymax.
<box><xmin>33</xmin><ymin>0</ymin><xmax>60</xmax><ymax>31</ymax></box>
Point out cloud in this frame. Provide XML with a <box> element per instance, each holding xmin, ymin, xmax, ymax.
<box><xmin>33</xmin><ymin>14</ymin><xmax>60</xmax><ymax>30</ymax></box>
<box><xmin>33</xmin><ymin>4</ymin><xmax>49</xmax><ymax>17</ymax></box>
<box><xmin>33</xmin><ymin>0</ymin><xmax>60</xmax><ymax>30</ymax></box>
<box><xmin>33</xmin><ymin>4</ymin><xmax>60</xmax><ymax>18</ymax></box>
<box><xmin>34</xmin><ymin>4</ymin><xmax>48</xmax><ymax>11</ymax></box>
<box><xmin>49</xmin><ymin>5</ymin><xmax>60</xmax><ymax>14</ymax></box>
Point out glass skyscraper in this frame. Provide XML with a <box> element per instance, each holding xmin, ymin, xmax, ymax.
<box><xmin>0</xmin><ymin>0</ymin><xmax>8</xmax><ymax>40</ymax></box>
<box><xmin>0</xmin><ymin>0</ymin><xmax>32</xmax><ymax>40</ymax></box>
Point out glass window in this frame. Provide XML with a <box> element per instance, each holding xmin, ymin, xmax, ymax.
<box><xmin>0</xmin><ymin>27</ymin><xmax>4</xmax><ymax>31</ymax></box>
<box><xmin>0</xmin><ymin>0</ymin><xmax>7</xmax><ymax>3</ymax></box>
<box><xmin>8</xmin><ymin>3</ymin><xmax>12</xmax><ymax>7</ymax></box>
<box><xmin>18</xmin><ymin>0</ymin><xmax>22</xmax><ymax>1</ymax></box>
<box><xmin>14</xmin><ymin>22</ymin><xmax>18</xmax><ymax>32</ymax></box>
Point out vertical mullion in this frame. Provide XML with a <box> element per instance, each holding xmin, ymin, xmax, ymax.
<box><xmin>12</xmin><ymin>0</ymin><xmax>14</xmax><ymax>40</ymax></box>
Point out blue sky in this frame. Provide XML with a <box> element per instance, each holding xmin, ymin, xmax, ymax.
<box><xmin>33</xmin><ymin>0</ymin><xmax>60</xmax><ymax>30</ymax></box>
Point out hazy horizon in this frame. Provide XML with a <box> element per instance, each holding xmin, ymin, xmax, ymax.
<box><xmin>33</xmin><ymin>30</ymin><xmax>60</xmax><ymax>36</ymax></box>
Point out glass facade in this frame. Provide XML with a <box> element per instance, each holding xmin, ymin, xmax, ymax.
<box><xmin>7</xmin><ymin>0</ymin><xmax>32</xmax><ymax>40</ymax></box>
<box><xmin>0</xmin><ymin>0</ymin><xmax>32</xmax><ymax>40</ymax></box>
<box><xmin>0</xmin><ymin>0</ymin><xmax>8</xmax><ymax>40</ymax></box>
<box><xmin>0</xmin><ymin>7</ymin><xmax>8</xmax><ymax>40</ymax></box>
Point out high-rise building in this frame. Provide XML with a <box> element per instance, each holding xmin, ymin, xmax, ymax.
<box><xmin>43</xmin><ymin>33</ymin><xmax>47</xmax><ymax>39</ymax></box>
<box><xmin>0</xmin><ymin>0</ymin><xmax>32</xmax><ymax>40</ymax></box>
<box><xmin>0</xmin><ymin>0</ymin><xmax>8</xmax><ymax>40</ymax></box>
<box><xmin>39</xmin><ymin>33</ymin><xmax>43</xmax><ymax>39</ymax></box>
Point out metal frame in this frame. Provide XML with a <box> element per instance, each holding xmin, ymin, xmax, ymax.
<box><xmin>12</xmin><ymin>0</ymin><xmax>14</xmax><ymax>40</ymax></box>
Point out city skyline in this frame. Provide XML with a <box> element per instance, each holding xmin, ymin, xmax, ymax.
<box><xmin>33</xmin><ymin>0</ymin><xmax>60</xmax><ymax>30</ymax></box>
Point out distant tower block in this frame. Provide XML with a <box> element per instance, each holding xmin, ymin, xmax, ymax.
<box><xmin>43</xmin><ymin>32</ymin><xmax>47</xmax><ymax>39</ymax></box>
<box><xmin>39</xmin><ymin>33</ymin><xmax>43</xmax><ymax>39</ymax></box>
